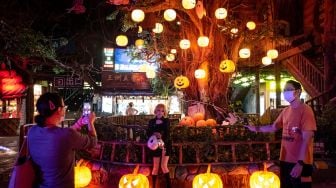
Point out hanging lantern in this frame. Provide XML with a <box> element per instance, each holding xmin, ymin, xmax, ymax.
<box><xmin>250</xmin><ymin>168</ymin><xmax>280</xmax><ymax>188</ymax></box>
<box><xmin>239</xmin><ymin>48</ymin><xmax>251</xmax><ymax>58</ymax></box>
<box><xmin>197</xmin><ymin>36</ymin><xmax>209</xmax><ymax>47</ymax></box>
<box><xmin>152</xmin><ymin>23</ymin><xmax>163</xmax><ymax>33</ymax></box>
<box><xmin>215</xmin><ymin>8</ymin><xmax>227</xmax><ymax>19</ymax></box>
<box><xmin>192</xmin><ymin>164</ymin><xmax>223</xmax><ymax>188</ymax></box>
<box><xmin>219</xmin><ymin>59</ymin><xmax>235</xmax><ymax>73</ymax></box>
<box><xmin>170</xmin><ymin>49</ymin><xmax>177</xmax><ymax>54</ymax></box>
<box><xmin>182</xmin><ymin>0</ymin><xmax>196</xmax><ymax>9</ymax></box>
<box><xmin>74</xmin><ymin>162</ymin><xmax>92</xmax><ymax>188</ymax></box>
<box><xmin>135</xmin><ymin>39</ymin><xmax>144</xmax><ymax>48</ymax></box>
<box><xmin>262</xmin><ymin>56</ymin><xmax>272</xmax><ymax>66</ymax></box>
<box><xmin>116</xmin><ymin>35</ymin><xmax>128</xmax><ymax>46</ymax></box>
<box><xmin>230</xmin><ymin>28</ymin><xmax>238</xmax><ymax>34</ymax></box>
<box><xmin>119</xmin><ymin>165</ymin><xmax>149</xmax><ymax>188</ymax></box>
<box><xmin>194</xmin><ymin>69</ymin><xmax>206</xmax><ymax>79</ymax></box>
<box><xmin>164</xmin><ymin>9</ymin><xmax>176</xmax><ymax>21</ymax></box>
<box><xmin>174</xmin><ymin>75</ymin><xmax>190</xmax><ymax>89</ymax></box>
<box><xmin>179</xmin><ymin>39</ymin><xmax>191</xmax><ymax>49</ymax></box>
<box><xmin>267</xmin><ymin>49</ymin><xmax>279</xmax><ymax>59</ymax></box>
<box><xmin>246</xmin><ymin>21</ymin><xmax>256</xmax><ymax>30</ymax></box>
<box><xmin>166</xmin><ymin>54</ymin><xmax>175</xmax><ymax>61</ymax></box>
<box><xmin>195</xmin><ymin>0</ymin><xmax>205</xmax><ymax>19</ymax></box>
<box><xmin>138</xmin><ymin>64</ymin><xmax>149</xmax><ymax>72</ymax></box>
<box><xmin>145</xmin><ymin>69</ymin><xmax>156</xmax><ymax>79</ymax></box>
<box><xmin>131</xmin><ymin>9</ymin><xmax>145</xmax><ymax>22</ymax></box>
<box><xmin>138</xmin><ymin>26</ymin><xmax>143</xmax><ymax>33</ymax></box>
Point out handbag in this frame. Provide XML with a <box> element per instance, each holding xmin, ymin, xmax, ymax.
<box><xmin>8</xmin><ymin>136</ymin><xmax>37</xmax><ymax>188</ymax></box>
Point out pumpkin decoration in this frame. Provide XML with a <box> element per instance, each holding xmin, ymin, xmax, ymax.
<box><xmin>192</xmin><ymin>112</ymin><xmax>205</xmax><ymax>122</ymax></box>
<box><xmin>119</xmin><ymin>165</ymin><xmax>149</xmax><ymax>188</ymax></box>
<box><xmin>74</xmin><ymin>160</ymin><xmax>92</xmax><ymax>188</ymax></box>
<box><xmin>192</xmin><ymin>164</ymin><xmax>223</xmax><ymax>188</ymax></box>
<box><xmin>219</xmin><ymin>60</ymin><xmax>235</xmax><ymax>73</ymax></box>
<box><xmin>249</xmin><ymin>164</ymin><xmax>280</xmax><ymax>188</ymax></box>
<box><xmin>174</xmin><ymin>75</ymin><xmax>190</xmax><ymax>89</ymax></box>
<box><xmin>179</xmin><ymin>116</ymin><xmax>195</xmax><ymax>126</ymax></box>
<box><xmin>206</xmin><ymin>119</ymin><xmax>217</xmax><ymax>126</ymax></box>
<box><xmin>196</xmin><ymin>120</ymin><xmax>207</xmax><ymax>127</ymax></box>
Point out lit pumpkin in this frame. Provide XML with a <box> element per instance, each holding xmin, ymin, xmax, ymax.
<box><xmin>192</xmin><ymin>164</ymin><xmax>223</xmax><ymax>188</ymax></box>
<box><xmin>206</xmin><ymin>119</ymin><xmax>217</xmax><ymax>126</ymax></box>
<box><xmin>250</xmin><ymin>169</ymin><xmax>280</xmax><ymax>188</ymax></box>
<box><xmin>74</xmin><ymin>163</ymin><xmax>92</xmax><ymax>188</ymax></box>
<box><xmin>119</xmin><ymin>165</ymin><xmax>149</xmax><ymax>188</ymax></box>
<box><xmin>196</xmin><ymin>120</ymin><xmax>207</xmax><ymax>127</ymax></box>
<box><xmin>174</xmin><ymin>75</ymin><xmax>190</xmax><ymax>89</ymax></box>
<box><xmin>179</xmin><ymin>116</ymin><xmax>195</xmax><ymax>126</ymax></box>
<box><xmin>192</xmin><ymin>112</ymin><xmax>205</xmax><ymax>122</ymax></box>
<box><xmin>219</xmin><ymin>60</ymin><xmax>235</xmax><ymax>73</ymax></box>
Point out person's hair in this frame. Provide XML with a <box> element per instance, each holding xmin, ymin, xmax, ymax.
<box><xmin>154</xmin><ymin>103</ymin><xmax>167</xmax><ymax>117</ymax></box>
<box><xmin>34</xmin><ymin>92</ymin><xmax>63</xmax><ymax>127</ymax></box>
<box><xmin>286</xmin><ymin>80</ymin><xmax>302</xmax><ymax>90</ymax></box>
<box><xmin>129</xmin><ymin>102</ymin><xmax>133</xmax><ymax>107</ymax></box>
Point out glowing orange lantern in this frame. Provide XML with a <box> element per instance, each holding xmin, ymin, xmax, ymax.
<box><xmin>219</xmin><ymin>60</ymin><xmax>235</xmax><ymax>73</ymax></box>
<box><xmin>197</xmin><ymin>36</ymin><xmax>209</xmax><ymax>47</ymax></box>
<box><xmin>135</xmin><ymin>39</ymin><xmax>144</xmax><ymax>48</ymax></box>
<box><xmin>74</xmin><ymin>162</ymin><xmax>92</xmax><ymax>188</ymax></box>
<box><xmin>192</xmin><ymin>164</ymin><xmax>223</xmax><ymax>188</ymax></box>
<box><xmin>119</xmin><ymin>165</ymin><xmax>149</xmax><ymax>188</ymax></box>
<box><xmin>250</xmin><ymin>168</ymin><xmax>280</xmax><ymax>188</ymax></box>
<box><xmin>174</xmin><ymin>75</ymin><xmax>190</xmax><ymax>89</ymax></box>
<box><xmin>215</xmin><ymin>8</ymin><xmax>227</xmax><ymax>19</ymax></box>
<box><xmin>246</xmin><ymin>21</ymin><xmax>256</xmax><ymax>30</ymax></box>
<box><xmin>116</xmin><ymin>35</ymin><xmax>128</xmax><ymax>46</ymax></box>
<box><xmin>267</xmin><ymin>49</ymin><xmax>279</xmax><ymax>59</ymax></box>
<box><xmin>194</xmin><ymin>69</ymin><xmax>206</xmax><ymax>79</ymax></box>
<box><xmin>164</xmin><ymin>9</ymin><xmax>176</xmax><ymax>21</ymax></box>
<box><xmin>182</xmin><ymin>0</ymin><xmax>196</xmax><ymax>9</ymax></box>
<box><xmin>179</xmin><ymin>39</ymin><xmax>191</xmax><ymax>49</ymax></box>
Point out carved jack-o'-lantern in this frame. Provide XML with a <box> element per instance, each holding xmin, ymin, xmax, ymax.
<box><xmin>174</xmin><ymin>75</ymin><xmax>190</xmax><ymax>89</ymax></box>
<box><xmin>179</xmin><ymin>116</ymin><xmax>195</xmax><ymax>126</ymax></box>
<box><xmin>74</xmin><ymin>162</ymin><xmax>92</xmax><ymax>188</ymax></box>
<box><xmin>192</xmin><ymin>164</ymin><xmax>223</xmax><ymax>188</ymax></box>
<box><xmin>219</xmin><ymin>60</ymin><xmax>235</xmax><ymax>73</ymax></box>
<box><xmin>249</xmin><ymin>169</ymin><xmax>280</xmax><ymax>188</ymax></box>
<box><xmin>119</xmin><ymin>165</ymin><xmax>149</xmax><ymax>188</ymax></box>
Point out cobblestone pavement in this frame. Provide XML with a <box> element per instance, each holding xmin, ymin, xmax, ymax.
<box><xmin>0</xmin><ymin>136</ymin><xmax>18</xmax><ymax>188</ymax></box>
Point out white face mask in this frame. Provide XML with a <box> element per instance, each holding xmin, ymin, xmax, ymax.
<box><xmin>283</xmin><ymin>91</ymin><xmax>296</xmax><ymax>103</ymax></box>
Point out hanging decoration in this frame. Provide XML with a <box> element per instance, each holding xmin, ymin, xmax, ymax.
<box><xmin>215</xmin><ymin>8</ymin><xmax>227</xmax><ymax>19</ymax></box>
<box><xmin>197</xmin><ymin>36</ymin><xmax>209</xmax><ymax>47</ymax></box>
<box><xmin>239</xmin><ymin>48</ymin><xmax>251</xmax><ymax>58</ymax></box>
<box><xmin>182</xmin><ymin>0</ymin><xmax>196</xmax><ymax>9</ymax></box>
<box><xmin>164</xmin><ymin>9</ymin><xmax>177</xmax><ymax>22</ymax></box>
<box><xmin>131</xmin><ymin>9</ymin><xmax>145</xmax><ymax>23</ymax></box>
<box><xmin>194</xmin><ymin>69</ymin><xmax>206</xmax><ymax>79</ymax></box>
<box><xmin>179</xmin><ymin>39</ymin><xmax>191</xmax><ymax>49</ymax></box>
<box><xmin>219</xmin><ymin>60</ymin><xmax>235</xmax><ymax>73</ymax></box>
<box><xmin>0</xmin><ymin>63</ymin><xmax>27</xmax><ymax>99</ymax></box>
<box><xmin>152</xmin><ymin>23</ymin><xmax>163</xmax><ymax>34</ymax></box>
<box><xmin>174</xmin><ymin>75</ymin><xmax>190</xmax><ymax>89</ymax></box>
<box><xmin>262</xmin><ymin>56</ymin><xmax>272</xmax><ymax>66</ymax></box>
<box><xmin>116</xmin><ymin>35</ymin><xmax>128</xmax><ymax>46</ymax></box>
<box><xmin>246</xmin><ymin>21</ymin><xmax>256</xmax><ymax>30</ymax></box>
<box><xmin>267</xmin><ymin>49</ymin><xmax>278</xmax><ymax>59</ymax></box>
<box><xmin>195</xmin><ymin>0</ymin><xmax>206</xmax><ymax>19</ymax></box>
<box><xmin>166</xmin><ymin>54</ymin><xmax>175</xmax><ymax>61</ymax></box>
<box><xmin>135</xmin><ymin>39</ymin><xmax>144</xmax><ymax>48</ymax></box>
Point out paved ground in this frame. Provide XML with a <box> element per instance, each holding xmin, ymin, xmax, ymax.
<box><xmin>1</xmin><ymin>136</ymin><xmax>335</xmax><ymax>188</ymax></box>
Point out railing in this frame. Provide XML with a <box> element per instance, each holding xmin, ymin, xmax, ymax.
<box><xmin>306</xmin><ymin>88</ymin><xmax>334</xmax><ymax>115</ymax></box>
<box><xmin>88</xmin><ymin>140</ymin><xmax>281</xmax><ymax>165</ymax></box>
<box><xmin>283</xmin><ymin>54</ymin><xmax>324</xmax><ymax>96</ymax></box>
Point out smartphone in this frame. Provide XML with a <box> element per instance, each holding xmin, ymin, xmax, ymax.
<box><xmin>82</xmin><ymin>102</ymin><xmax>91</xmax><ymax>124</ymax></box>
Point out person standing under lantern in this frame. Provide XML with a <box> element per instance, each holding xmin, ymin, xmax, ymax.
<box><xmin>126</xmin><ymin>102</ymin><xmax>138</xmax><ymax>115</ymax></box>
<box><xmin>27</xmin><ymin>92</ymin><xmax>97</xmax><ymax>188</ymax></box>
<box><xmin>147</xmin><ymin>104</ymin><xmax>171</xmax><ymax>188</ymax></box>
<box><xmin>245</xmin><ymin>80</ymin><xmax>316</xmax><ymax>188</ymax></box>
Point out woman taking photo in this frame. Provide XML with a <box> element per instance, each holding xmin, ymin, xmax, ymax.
<box><xmin>27</xmin><ymin>92</ymin><xmax>97</xmax><ymax>188</ymax></box>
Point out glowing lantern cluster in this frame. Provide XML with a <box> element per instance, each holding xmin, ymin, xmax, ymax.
<box><xmin>192</xmin><ymin>164</ymin><xmax>223</xmax><ymax>188</ymax></box>
<box><xmin>197</xmin><ymin>36</ymin><xmax>209</xmax><ymax>47</ymax></box>
<box><xmin>219</xmin><ymin>60</ymin><xmax>235</xmax><ymax>73</ymax></box>
<box><xmin>179</xmin><ymin>39</ymin><xmax>191</xmax><ymax>49</ymax></box>
<box><xmin>164</xmin><ymin>9</ymin><xmax>176</xmax><ymax>21</ymax></box>
<box><xmin>182</xmin><ymin>0</ymin><xmax>196</xmax><ymax>9</ymax></box>
<box><xmin>174</xmin><ymin>75</ymin><xmax>190</xmax><ymax>89</ymax></box>
<box><xmin>119</xmin><ymin>165</ymin><xmax>149</xmax><ymax>188</ymax></box>
<box><xmin>267</xmin><ymin>49</ymin><xmax>279</xmax><ymax>59</ymax></box>
<box><xmin>152</xmin><ymin>23</ymin><xmax>163</xmax><ymax>34</ymax></box>
<box><xmin>116</xmin><ymin>35</ymin><xmax>128</xmax><ymax>46</ymax></box>
<box><xmin>131</xmin><ymin>9</ymin><xmax>145</xmax><ymax>22</ymax></box>
<box><xmin>74</xmin><ymin>161</ymin><xmax>92</xmax><ymax>188</ymax></box>
<box><xmin>215</xmin><ymin>8</ymin><xmax>227</xmax><ymax>19</ymax></box>
<box><xmin>194</xmin><ymin>69</ymin><xmax>206</xmax><ymax>79</ymax></box>
<box><xmin>239</xmin><ymin>48</ymin><xmax>251</xmax><ymax>58</ymax></box>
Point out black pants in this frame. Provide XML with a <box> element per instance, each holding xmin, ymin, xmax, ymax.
<box><xmin>280</xmin><ymin>161</ymin><xmax>313</xmax><ymax>188</ymax></box>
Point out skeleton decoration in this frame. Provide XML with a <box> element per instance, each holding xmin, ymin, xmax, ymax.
<box><xmin>67</xmin><ymin>0</ymin><xmax>86</xmax><ymax>14</ymax></box>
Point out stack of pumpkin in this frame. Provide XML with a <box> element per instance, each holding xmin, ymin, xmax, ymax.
<box><xmin>179</xmin><ymin>112</ymin><xmax>217</xmax><ymax>127</ymax></box>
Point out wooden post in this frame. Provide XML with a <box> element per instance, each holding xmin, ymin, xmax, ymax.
<box><xmin>255</xmin><ymin>68</ymin><xmax>260</xmax><ymax>114</ymax></box>
<box><xmin>275</xmin><ymin>62</ymin><xmax>281</xmax><ymax>107</ymax></box>
<box><xmin>179</xmin><ymin>144</ymin><xmax>183</xmax><ymax>164</ymax></box>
